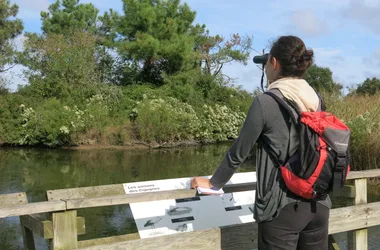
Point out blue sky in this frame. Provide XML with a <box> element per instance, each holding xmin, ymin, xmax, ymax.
<box><xmin>6</xmin><ymin>0</ymin><xmax>380</xmax><ymax>93</ymax></box>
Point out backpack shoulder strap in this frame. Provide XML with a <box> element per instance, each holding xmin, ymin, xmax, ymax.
<box><xmin>264</xmin><ymin>89</ymin><xmax>299</xmax><ymax>124</ymax></box>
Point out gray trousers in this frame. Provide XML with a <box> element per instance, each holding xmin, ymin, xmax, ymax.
<box><xmin>258</xmin><ymin>201</ymin><xmax>329</xmax><ymax>250</ymax></box>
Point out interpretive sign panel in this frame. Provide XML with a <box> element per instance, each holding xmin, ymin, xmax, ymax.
<box><xmin>130</xmin><ymin>190</ymin><xmax>255</xmax><ymax>238</ymax></box>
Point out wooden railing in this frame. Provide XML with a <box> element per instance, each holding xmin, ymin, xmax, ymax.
<box><xmin>1</xmin><ymin>169</ymin><xmax>380</xmax><ymax>250</ymax></box>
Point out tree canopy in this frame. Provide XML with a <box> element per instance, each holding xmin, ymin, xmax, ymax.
<box><xmin>0</xmin><ymin>0</ymin><xmax>23</xmax><ymax>73</ymax></box>
<box><xmin>303</xmin><ymin>64</ymin><xmax>342</xmax><ymax>94</ymax></box>
<box><xmin>41</xmin><ymin>0</ymin><xmax>99</xmax><ymax>34</ymax></box>
<box><xmin>355</xmin><ymin>77</ymin><xmax>380</xmax><ymax>96</ymax></box>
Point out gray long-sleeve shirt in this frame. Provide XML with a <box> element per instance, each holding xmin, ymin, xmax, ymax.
<box><xmin>210</xmin><ymin>93</ymin><xmax>331</xmax><ymax>223</ymax></box>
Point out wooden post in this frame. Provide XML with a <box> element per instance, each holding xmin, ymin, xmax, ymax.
<box><xmin>51</xmin><ymin>210</ymin><xmax>78</xmax><ymax>250</ymax></box>
<box><xmin>348</xmin><ymin>178</ymin><xmax>368</xmax><ymax>250</ymax></box>
<box><xmin>354</xmin><ymin>178</ymin><xmax>367</xmax><ymax>250</ymax></box>
<box><xmin>21</xmin><ymin>224</ymin><xmax>36</xmax><ymax>250</ymax></box>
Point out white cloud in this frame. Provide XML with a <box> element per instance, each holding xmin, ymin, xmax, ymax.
<box><xmin>332</xmin><ymin>55</ymin><xmax>345</xmax><ymax>62</ymax></box>
<box><xmin>314</xmin><ymin>48</ymin><xmax>342</xmax><ymax>57</ymax></box>
<box><xmin>288</xmin><ymin>10</ymin><xmax>329</xmax><ymax>37</ymax></box>
<box><xmin>342</xmin><ymin>0</ymin><xmax>380</xmax><ymax>34</ymax></box>
<box><xmin>374</xmin><ymin>48</ymin><xmax>380</xmax><ymax>60</ymax></box>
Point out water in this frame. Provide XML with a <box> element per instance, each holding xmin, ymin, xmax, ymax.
<box><xmin>0</xmin><ymin>144</ymin><xmax>379</xmax><ymax>249</ymax></box>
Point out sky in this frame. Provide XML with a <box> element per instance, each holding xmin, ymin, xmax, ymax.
<box><xmin>5</xmin><ymin>0</ymin><xmax>380</xmax><ymax>93</ymax></box>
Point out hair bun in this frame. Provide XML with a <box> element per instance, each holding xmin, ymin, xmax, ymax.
<box><xmin>302</xmin><ymin>49</ymin><xmax>314</xmax><ymax>61</ymax></box>
<box><xmin>297</xmin><ymin>49</ymin><xmax>314</xmax><ymax>70</ymax></box>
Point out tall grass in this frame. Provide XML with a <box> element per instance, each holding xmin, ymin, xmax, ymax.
<box><xmin>323</xmin><ymin>92</ymin><xmax>380</xmax><ymax>170</ymax></box>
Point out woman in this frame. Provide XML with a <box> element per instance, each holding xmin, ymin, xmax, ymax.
<box><xmin>191</xmin><ymin>35</ymin><xmax>330</xmax><ymax>250</ymax></box>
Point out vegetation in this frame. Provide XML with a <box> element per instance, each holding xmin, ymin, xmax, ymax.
<box><xmin>0</xmin><ymin>0</ymin><xmax>379</xmax><ymax>170</ymax></box>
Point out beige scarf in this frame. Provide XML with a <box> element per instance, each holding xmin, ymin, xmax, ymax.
<box><xmin>267</xmin><ymin>78</ymin><xmax>319</xmax><ymax>112</ymax></box>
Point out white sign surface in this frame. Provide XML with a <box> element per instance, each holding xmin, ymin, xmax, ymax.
<box><xmin>123</xmin><ymin>172</ymin><xmax>256</xmax><ymax>194</ymax></box>
<box><xmin>130</xmin><ymin>190</ymin><xmax>256</xmax><ymax>239</ymax></box>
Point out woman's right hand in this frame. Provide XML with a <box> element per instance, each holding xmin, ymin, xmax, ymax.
<box><xmin>190</xmin><ymin>177</ymin><xmax>212</xmax><ymax>189</ymax></box>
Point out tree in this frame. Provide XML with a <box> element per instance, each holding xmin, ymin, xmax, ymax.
<box><xmin>41</xmin><ymin>0</ymin><xmax>99</xmax><ymax>35</ymax></box>
<box><xmin>303</xmin><ymin>65</ymin><xmax>342</xmax><ymax>94</ymax></box>
<box><xmin>40</xmin><ymin>1</ymin><xmax>126</xmax><ymax>85</ymax></box>
<box><xmin>0</xmin><ymin>0</ymin><xmax>23</xmax><ymax>73</ymax></box>
<box><xmin>114</xmin><ymin>0</ymin><xmax>198</xmax><ymax>85</ymax></box>
<box><xmin>21</xmin><ymin>32</ymin><xmax>98</xmax><ymax>98</ymax></box>
<box><xmin>192</xmin><ymin>25</ymin><xmax>252</xmax><ymax>81</ymax></box>
<box><xmin>355</xmin><ymin>77</ymin><xmax>380</xmax><ymax>95</ymax></box>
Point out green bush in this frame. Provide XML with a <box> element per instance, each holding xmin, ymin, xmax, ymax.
<box><xmin>18</xmin><ymin>98</ymin><xmax>85</xmax><ymax>146</ymax></box>
<box><xmin>199</xmin><ymin>104</ymin><xmax>246</xmax><ymax>142</ymax></box>
<box><xmin>134</xmin><ymin>97</ymin><xmax>201</xmax><ymax>142</ymax></box>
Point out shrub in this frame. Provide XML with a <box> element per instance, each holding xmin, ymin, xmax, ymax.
<box><xmin>134</xmin><ymin>97</ymin><xmax>201</xmax><ymax>143</ymax></box>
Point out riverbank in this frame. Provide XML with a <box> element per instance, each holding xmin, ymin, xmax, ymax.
<box><xmin>1</xmin><ymin>88</ymin><xmax>380</xmax><ymax>171</ymax></box>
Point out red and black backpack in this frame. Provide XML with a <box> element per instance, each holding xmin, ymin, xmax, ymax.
<box><xmin>265</xmin><ymin>89</ymin><xmax>351</xmax><ymax>200</ymax></box>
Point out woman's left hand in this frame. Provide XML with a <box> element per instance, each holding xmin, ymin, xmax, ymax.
<box><xmin>190</xmin><ymin>177</ymin><xmax>212</xmax><ymax>189</ymax></box>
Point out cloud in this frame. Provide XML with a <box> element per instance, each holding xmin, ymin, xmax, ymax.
<box><xmin>374</xmin><ymin>48</ymin><xmax>380</xmax><ymax>60</ymax></box>
<box><xmin>362</xmin><ymin>47</ymin><xmax>380</xmax><ymax>67</ymax></box>
<box><xmin>332</xmin><ymin>55</ymin><xmax>345</xmax><ymax>62</ymax></box>
<box><xmin>288</xmin><ymin>10</ymin><xmax>329</xmax><ymax>37</ymax></box>
<box><xmin>342</xmin><ymin>0</ymin><xmax>380</xmax><ymax>34</ymax></box>
<box><xmin>314</xmin><ymin>48</ymin><xmax>342</xmax><ymax>57</ymax></box>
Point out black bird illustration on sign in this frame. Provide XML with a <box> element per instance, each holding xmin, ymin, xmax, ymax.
<box><xmin>144</xmin><ymin>216</ymin><xmax>163</xmax><ymax>229</ymax></box>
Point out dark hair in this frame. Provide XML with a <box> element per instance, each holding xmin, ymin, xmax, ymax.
<box><xmin>269</xmin><ymin>35</ymin><xmax>314</xmax><ymax>78</ymax></box>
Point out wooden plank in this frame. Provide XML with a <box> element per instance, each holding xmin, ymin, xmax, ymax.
<box><xmin>47</xmin><ymin>182</ymin><xmax>255</xmax><ymax>201</ymax></box>
<box><xmin>334</xmin><ymin>185</ymin><xmax>355</xmax><ymax>198</ymax></box>
<box><xmin>51</xmin><ymin>210</ymin><xmax>78</xmax><ymax>250</ymax></box>
<box><xmin>328</xmin><ymin>235</ymin><xmax>341</xmax><ymax>250</ymax></box>
<box><xmin>65</xmin><ymin>189</ymin><xmax>197</xmax><ymax>209</ymax></box>
<box><xmin>223</xmin><ymin>183</ymin><xmax>255</xmax><ymax>193</ymax></box>
<box><xmin>355</xmin><ymin>179</ymin><xmax>367</xmax><ymax>250</ymax></box>
<box><xmin>355</xmin><ymin>179</ymin><xmax>367</xmax><ymax>205</ymax></box>
<box><xmin>78</xmin><ymin>227</ymin><xmax>226</xmax><ymax>250</ymax></box>
<box><xmin>20</xmin><ymin>214</ymin><xmax>53</xmax><ymax>239</ymax></box>
<box><xmin>0</xmin><ymin>201</ymin><xmax>66</xmax><ymax>218</ymax></box>
<box><xmin>78</xmin><ymin>233</ymin><xmax>140</xmax><ymax>248</ymax></box>
<box><xmin>347</xmin><ymin>169</ymin><xmax>380</xmax><ymax>180</ymax></box>
<box><xmin>21</xmin><ymin>224</ymin><xmax>36</xmax><ymax>250</ymax></box>
<box><xmin>47</xmin><ymin>184</ymin><xmax>126</xmax><ymax>201</ymax></box>
<box><xmin>0</xmin><ymin>192</ymin><xmax>28</xmax><ymax>206</ymax></box>
<box><xmin>77</xmin><ymin>216</ymin><xmax>86</xmax><ymax>236</ymax></box>
<box><xmin>77</xmin><ymin>202</ymin><xmax>380</xmax><ymax>250</ymax></box>
<box><xmin>328</xmin><ymin>202</ymin><xmax>380</xmax><ymax>235</ymax></box>
<box><xmin>20</xmin><ymin>214</ymin><xmax>85</xmax><ymax>239</ymax></box>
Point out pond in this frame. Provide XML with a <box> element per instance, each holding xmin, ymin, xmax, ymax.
<box><xmin>0</xmin><ymin>144</ymin><xmax>379</xmax><ymax>249</ymax></box>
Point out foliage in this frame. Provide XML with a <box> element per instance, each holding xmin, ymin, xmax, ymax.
<box><xmin>41</xmin><ymin>0</ymin><xmax>99</xmax><ymax>35</ymax></box>
<box><xmin>354</xmin><ymin>77</ymin><xmax>380</xmax><ymax>96</ymax></box>
<box><xmin>21</xmin><ymin>32</ymin><xmax>99</xmax><ymax>98</ymax></box>
<box><xmin>199</xmin><ymin>104</ymin><xmax>246</xmax><ymax>142</ymax></box>
<box><xmin>304</xmin><ymin>64</ymin><xmax>342</xmax><ymax>94</ymax></box>
<box><xmin>0</xmin><ymin>0</ymin><xmax>23</xmax><ymax>73</ymax></box>
<box><xmin>322</xmin><ymin>93</ymin><xmax>380</xmax><ymax>170</ymax></box>
<box><xmin>133</xmin><ymin>95</ymin><xmax>246</xmax><ymax>143</ymax></box>
<box><xmin>113</xmin><ymin>0</ymin><xmax>197</xmax><ymax>85</ymax></box>
<box><xmin>134</xmin><ymin>96</ymin><xmax>201</xmax><ymax>142</ymax></box>
<box><xmin>193</xmin><ymin>24</ymin><xmax>252</xmax><ymax>80</ymax></box>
